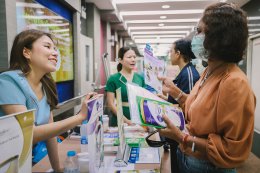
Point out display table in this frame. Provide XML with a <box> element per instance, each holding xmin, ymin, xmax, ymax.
<box><xmin>32</xmin><ymin>137</ymin><xmax>170</xmax><ymax>172</ymax></box>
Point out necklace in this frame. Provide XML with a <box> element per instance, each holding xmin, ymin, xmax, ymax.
<box><xmin>198</xmin><ymin>62</ymin><xmax>226</xmax><ymax>88</ymax></box>
<box><xmin>199</xmin><ymin>70</ymin><xmax>210</xmax><ymax>87</ymax></box>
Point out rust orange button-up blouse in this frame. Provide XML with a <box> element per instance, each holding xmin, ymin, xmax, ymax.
<box><xmin>182</xmin><ymin>63</ymin><xmax>256</xmax><ymax>168</ymax></box>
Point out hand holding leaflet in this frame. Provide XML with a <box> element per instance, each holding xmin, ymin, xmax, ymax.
<box><xmin>127</xmin><ymin>83</ymin><xmax>185</xmax><ymax>130</ymax></box>
<box><xmin>137</xmin><ymin>96</ymin><xmax>185</xmax><ymax>130</ymax></box>
<box><xmin>157</xmin><ymin>114</ymin><xmax>188</xmax><ymax>143</ymax></box>
<box><xmin>144</xmin><ymin>45</ymin><xmax>165</xmax><ymax>94</ymax></box>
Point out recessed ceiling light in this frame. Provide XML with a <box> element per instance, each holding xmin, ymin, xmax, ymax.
<box><xmin>36</xmin><ymin>9</ymin><xmax>44</xmax><ymax>15</ymax></box>
<box><xmin>121</xmin><ymin>10</ymin><xmax>203</xmax><ymax>16</ymax></box>
<box><xmin>158</xmin><ymin>23</ymin><xmax>164</xmax><ymax>27</ymax></box>
<box><xmin>162</xmin><ymin>5</ymin><xmax>170</xmax><ymax>9</ymax></box>
<box><xmin>56</xmin><ymin>20</ymin><xmax>64</xmax><ymax>23</ymax></box>
<box><xmin>126</xmin><ymin>18</ymin><xmax>200</xmax><ymax>24</ymax></box>
<box><xmin>160</xmin><ymin>16</ymin><xmax>167</xmax><ymax>19</ymax></box>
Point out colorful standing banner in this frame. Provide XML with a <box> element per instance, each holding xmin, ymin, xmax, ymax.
<box><xmin>0</xmin><ymin>110</ymin><xmax>35</xmax><ymax>173</ymax></box>
<box><xmin>86</xmin><ymin>95</ymin><xmax>104</xmax><ymax>173</ymax></box>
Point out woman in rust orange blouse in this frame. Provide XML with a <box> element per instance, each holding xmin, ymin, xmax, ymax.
<box><xmin>158</xmin><ymin>2</ymin><xmax>256</xmax><ymax>173</ymax></box>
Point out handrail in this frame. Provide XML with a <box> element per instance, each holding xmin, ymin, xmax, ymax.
<box><xmin>53</xmin><ymin>94</ymin><xmax>86</xmax><ymax>117</ymax></box>
<box><xmin>57</xmin><ymin>94</ymin><xmax>86</xmax><ymax>107</ymax></box>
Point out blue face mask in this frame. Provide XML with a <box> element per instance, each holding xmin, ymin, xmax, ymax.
<box><xmin>191</xmin><ymin>34</ymin><xmax>208</xmax><ymax>62</ymax></box>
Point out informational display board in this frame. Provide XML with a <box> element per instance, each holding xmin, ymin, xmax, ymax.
<box><xmin>86</xmin><ymin>95</ymin><xmax>104</xmax><ymax>173</ymax></box>
<box><xmin>16</xmin><ymin>0</ymin><xmax>74</xmax><ymax>82</ymax></box>
<box><xmin>143</xmin><ymin>45</ymin><xmax>165</xmax><ymax>94</ymax></box>
<box><xmin>0</xmin><ymin>110</ymin><xmax>35</xmax><ymax>173</ymax></box>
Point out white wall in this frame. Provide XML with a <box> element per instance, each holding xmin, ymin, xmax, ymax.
<box><xmin>247</xmin><ymin>34</ymin><xmax>260</xmax><ymax>134</ymax></box>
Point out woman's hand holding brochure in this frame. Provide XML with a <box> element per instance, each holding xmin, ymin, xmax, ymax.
<box><xmin>158</xmin><ymin>76</ymin><xmax>183</xmax><ymax>100</ymax></box>
<box><xmin>78</xmin><ymin>92</ymin><xmax>99</xmax><ymax>122</ymax></box>
<box><xmin>158</xmin><ymin>114</ymin><xmax>185</xmax><ymax>144</ymax></box>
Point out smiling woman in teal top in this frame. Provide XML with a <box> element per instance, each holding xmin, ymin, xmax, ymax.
<box><xmin>105</xmin><ymin>47</ymin><xmax>145</xmax><ymax>126</ymax></box>
<box><xmin>0</xmin><ymin>29</ymin><xmax>96</xmax><ymax>171</ymax></box>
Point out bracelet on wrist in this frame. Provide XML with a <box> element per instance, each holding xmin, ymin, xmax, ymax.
<box><xmin>182</xmin><ymin>134</ymin><xmax>189</xmax><ymax>148</ymax></box>
<box><xmin>175</xmin><ymin>91</ymin><xmax>184</xmax><ymax>102</ymax></box>
<box><xmin>192</xmin><ymin>136</ymin><xmax>196</xmax><ymax>152</ymax></box>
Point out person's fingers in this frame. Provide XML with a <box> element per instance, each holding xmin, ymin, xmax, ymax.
<box><xmin>162</xmin><ymin>114</ymin><xmax>173</xmax><ymax>127</ymax></box>
<box><xmin>85</xmin><ymin>92</ymin><xmax>98</xmax><ymax>100</ymax></box>
<box><xmin>157</xmin><ymin>94</ymin><xmax>163</xmax><ymax>98</ymax></box>
<box><xmin>158</xmin><ymin>128</ymin><xmax>168</xmax><ymax>137</ymax></box>
<box><xmin>162</xmin><ymin>85</ymin><xmax>170</xmax><ymax>94</ymax></box>
<box><xmin>158</xmin><ymin>76</ymin><xmax>166</xmax><ymax>81</ymax></box>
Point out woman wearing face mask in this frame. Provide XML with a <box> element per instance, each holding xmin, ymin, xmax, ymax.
<box><xmin>158</xmin><ymin>39</ymin><xmax>200</xmax><ymax>173</ymax></box>
<box><xmin>106</xmin><ymin>47</ymin><xmax>145</xmax><ymax>126</ymax></box>
<box><xmin>0</xmin><ymin>29</ymin><xmax>97</xmax><ymax>171</ymax></box>
<box><xmin>158</xmin><ymin>3</ymin><xmax>255</xmax><ymax>173</ymax></box>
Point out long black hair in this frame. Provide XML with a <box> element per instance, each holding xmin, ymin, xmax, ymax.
<box><xmin>10</xmin><ymin>29</ymin><xmax>58</xmax><ymax>110</ymax></box>
<box><xmin>117</xmin><ymin>47</ymin><xmax>132</xmax><ymax>72</ymax></box>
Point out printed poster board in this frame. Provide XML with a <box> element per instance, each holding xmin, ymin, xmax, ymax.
<box><xmin>143</xmin><ymin>47</ymin><xmax>165</xmax><ymax>94</ymax></box>
<box><xmin>0</xmin><ymin>110</ymin><xmax>35</xmax><ymax>173</ymax></box>
<box><xmin>86</xmin><ymin>95</ymin><xmax>104</xmax><ymax>173</ymax></box>
<box><xmin>127</xmin><ymin>83</ymin><xmax>185</xmax><ymax>129</ymax></box>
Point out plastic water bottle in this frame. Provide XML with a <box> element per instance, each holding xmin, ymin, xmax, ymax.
<box><xmin>80</xmin><ymin>120</ymin><xmax>88</xmax><ymax>152</ymax></box>
<box><xmin>64</xmin><ymin>150</ymin><xmax>79</xmax><ymax>173</ymax></box>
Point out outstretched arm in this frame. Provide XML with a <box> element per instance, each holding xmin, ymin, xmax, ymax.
<box><xmin>1</xmin><ymin>92</ymin><xmax>97</xmax><ymax>144</ymax></box>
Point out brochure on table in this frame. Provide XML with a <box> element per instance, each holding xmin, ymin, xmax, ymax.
<box><xmin>143</xmin><ymin>44</ymin><xmax>165</xmax><ymax>94</ymax></box>
<box><xmin>86</xmin><ymin>95</ymin><xmax>104</xmax><ymax>173</ymax></box>
<box><xmin>127</xmin><ymin>83</ymin><xmax>185</xmax><ymax>130</ymax></box>
<box><xmin>128</xmin><ymin>147</ymin><xmax>160</xmax><ymax>164</ymax></box>
<box><xmin>0</xmin><ymin>110</ymin><xmax>35</xmax><ymax>173</ymax></box>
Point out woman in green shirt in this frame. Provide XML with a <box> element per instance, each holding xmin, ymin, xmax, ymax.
<box><xmin>106</xmin><ymin>47</ymin><xmax>145</xmax><ymax>126</ymax></box>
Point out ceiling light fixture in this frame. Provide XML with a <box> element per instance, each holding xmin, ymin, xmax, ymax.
<box><xmin>162</xmin><ymin>5</ymin><xmax>170</xmax><ymax>9</ymax></box>
<box><xmin>133</xmin><ymin>35</ymin><xmax>184</xmax><ymax>39</ymax></box>
<box><xmin>158</xmin><ymin>23</ymin><xmax>165</xmax><ymax>27</ymax></box>
<box><xmin>121</xmin><ymin>10</ymin><xmax>203</xmax><ymax>16</ymax></box>
<box><xmin>132</xmin><ymin>31</ymin><xmax>189</xmax><ymax>35</ymax></box>
<box><xmin>128</xmin><ymin>25</ymin><xmax>193</xmax><ymax>30</ymax></box>
<box><xmin>113</xmin><ymin>0</ymin><xmax>211</xmax><ymax>4</ymax></box>
<box><xmin>248</xmin><ymin>16</ymin><xmax>260</xmax><ymax>20</ymax></box>
<box><xmin>35</xmin><ymin>9</ymin><xmax>44</xmax><ymax>15</ymax></box>
<box><xmin>135</xmin><ymin>38</ymin><xmax>179</xmax><ymax>44</ymax></box>
<box><xmin>160</xmin><ymin>16</ymin><xmax>167</xmax><ymax>19</ymax></box>
<box><xmin>126</xmin><ymin>18</ymin><xmax>199</xmax><ymax>24</ymax></box>
<box><xmin>56</xmin><ymin>20</ymin><xmax>64</xmax><ymax>23</ymax></box>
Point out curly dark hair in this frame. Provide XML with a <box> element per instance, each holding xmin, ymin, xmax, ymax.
<box><xmin>202</xmin><ymin>2</ymin><xmax>248</xmax><ymax>63</ymax></box>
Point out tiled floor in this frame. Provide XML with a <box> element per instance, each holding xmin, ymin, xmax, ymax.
<box><xmin>161</xmin><ymin>152</ymin><xmax>260</xmax><ymax>173</ymax></box>
<box><xmin>237</xmin><ymin>153</ymin><xmax>260</xmax><ymax>173</ymax></box>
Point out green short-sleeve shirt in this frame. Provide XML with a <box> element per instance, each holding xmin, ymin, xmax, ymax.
<box><xmin>105</xmin><ymin>72</ymin><xmax>145</xmax><ymax>126</ymax></box>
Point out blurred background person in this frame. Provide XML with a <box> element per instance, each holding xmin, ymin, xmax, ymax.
<box><xmin>105</xmin><ymin>47</ymin><xmax>145</xmax><ymax>126</ymax></box>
